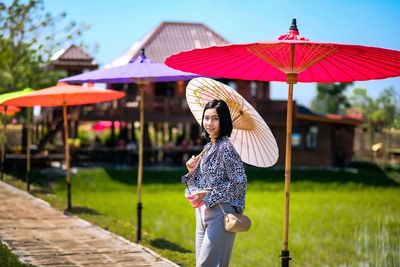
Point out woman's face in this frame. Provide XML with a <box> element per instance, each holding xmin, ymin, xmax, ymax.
<box><xmin>203</xmin><ymin>108</ymin><xmax>220</xmax><ymax>139</ymax></box>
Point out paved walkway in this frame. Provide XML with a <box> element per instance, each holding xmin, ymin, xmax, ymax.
<box><xmin>0</xmin><ymin>181</ymin><xmax>178</xmax><ymax>267</ymax></box>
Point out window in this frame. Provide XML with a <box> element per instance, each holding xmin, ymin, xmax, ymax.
<box><xmin>228</xmin><ymin>81</ymin><xmax>237</xmax><ymax>91</ymax></box>
<box><xmin>291</xmin><ymin>133</ymin><xmax>302</xmax><ymax>148</ymax></box>
<box><xmin>306</xmin><ymin>126</ymin><xmax>318</xmax><ymax>149</ymax></box>
<box><xmin>250</xmin><ymin>81</ymin><xmax>257</xmax><ymax>97</ymax></box>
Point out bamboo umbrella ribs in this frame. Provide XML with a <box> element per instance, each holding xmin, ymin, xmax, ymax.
<box><xmin>186</xmin><ymin>77</ymin><xmax>279</xmax><ymax>167</ymax></box>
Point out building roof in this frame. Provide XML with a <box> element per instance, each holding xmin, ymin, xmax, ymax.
<box><xmin>296</xmin><ymin>105</ymin><xmax>363</xmax><ymax>126</ymax></box>
<box><xmin>297</xmin><ymin>113</ymin><xmax>363</xmax><ymax>126</ymax></box>
<box><xmin>49</xmin><ymin>45</ymin><xmax>98</xmax><ymax>70</ymax></box>
<box><xmin>108</xmin><ymin>22</ymin><xmax>229</xmax><ymax>67</ymax></box>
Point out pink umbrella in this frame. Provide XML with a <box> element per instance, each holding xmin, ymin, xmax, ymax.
<box><xmin>5</xmin><ymin>84</ymin><xmax>125</xmax><ymax>210</ymax></box>
<box><xmin>166</xmin><ymin>19</ymin><xmax>400</xmax><ymax>266</ymax></box>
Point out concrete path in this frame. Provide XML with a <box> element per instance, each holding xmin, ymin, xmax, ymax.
<box><xmin>0</xmin><ymin>181</ymin><xmax>178</xmax><ymax>267</ymax></box>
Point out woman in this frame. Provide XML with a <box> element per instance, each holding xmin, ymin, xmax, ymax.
<box><xmin>182</xmin><ymin>99</ymin><xmax>247</xmax><ymax>267</ymax></box>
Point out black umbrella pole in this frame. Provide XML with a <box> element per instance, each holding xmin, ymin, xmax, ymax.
<box><xmin>26</xmin><ymin>171</ymin><xmax>30</xmax><ymax>192</ymax></box>
<box><xmin>26</xmin><ymin>110</ymin><xmax>31</xmax><ymax>192</ymax></box>
<box><xmin>67</xmin><ymin>181</ymin><xmax>71</xmax><ymax>211</ymax></box>
<box><xmin>1</xmin><ymin>111</ymin><xmax>7</xmax><ymax>181</ymax></box>
<box><xmin>280</xmin><ymin>250</ymin><xmax>292</xmax><ymax>267</ymax></box>
<box><xmin>0</xmin><ymin>162</ymin><xmax>4</xmax><ymax>181</ymax></box>
<box><xmin>136</xmin><ymin>202</ymin><xmax>143</xmax><ymax>242</ymax></box>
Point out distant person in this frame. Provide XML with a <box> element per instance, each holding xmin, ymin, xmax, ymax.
<box><xmin>182</xmin><ymin>99</ymin><xmax>247</xmax><ymax>267</ymax></box>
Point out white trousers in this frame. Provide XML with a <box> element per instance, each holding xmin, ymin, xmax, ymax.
<box><xmin>195</xmin><ymin>203</ymin><xmax>236</xmax><ymax>267</ymax></box>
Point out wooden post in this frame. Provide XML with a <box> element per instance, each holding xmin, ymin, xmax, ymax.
<box><xmin>281</xmin><ymin>43</ymin><xmax>297</xmax><ymax>267</ymax></box>
<box><xmin>0</xmin><ymin>106</ymin><xmax>8</xmax><ymax>180</ymax></box>
<box><xmin>136</xmin><ymin>83</ymin><xmax>146</xmax><ymax>242</ymax></box>
<box><xmin>63</xmin><ymin>102</ymin><xmax>71</xmax><ymax>211</ymax></box>
<box><xmin>26</xmin><ymin>108</ymin><xmax>31</xmax><ymax>192</ymax></box>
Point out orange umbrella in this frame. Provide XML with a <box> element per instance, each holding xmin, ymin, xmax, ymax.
<box><xmin>5</xmin><ymin>84</ymin><xmax>125</xmax><ymax>210</ymax></box>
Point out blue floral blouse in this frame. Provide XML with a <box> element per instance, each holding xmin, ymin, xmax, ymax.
<box><xmin>182</xmin><ymin>136</ymin><xmax>247</xmax><ymax>213</ymax></box>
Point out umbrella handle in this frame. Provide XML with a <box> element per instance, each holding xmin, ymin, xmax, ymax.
<box><xmin>185</xmin><ymin>184</ymin><xmax>191</xmax><ymax>194</ymax></box>
<box><xmin>196</xmin><ymin>148</ymin><xmax>206</xmax><ymax>158</ymax></box>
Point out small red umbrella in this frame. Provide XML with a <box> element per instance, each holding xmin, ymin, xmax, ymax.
<box><xmin>92</xmin><ymin>120</ymin><xmax>123</xmax><ymax>132</ymax></box>
<box><xmin>166</xmin><ymin>19</ymin><xmax>400</xmax><ymax>266</ymax></box>
<box><xmin>5</xmin><ymin>84</ymin><xmax>125</xmax><ymax>210</ymax></box>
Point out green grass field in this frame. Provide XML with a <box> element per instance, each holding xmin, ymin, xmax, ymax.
<box><xmin>0</xmin><ymin>241</ymin><xmax>35</xmax><ymax>267</ymax></box>
<box><xmin>5</xmin><ymin>163</ymin><xmax>400</xmax><ymax>267</ymax></box>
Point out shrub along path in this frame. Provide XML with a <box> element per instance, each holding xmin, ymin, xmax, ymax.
<box><xmin>0</xmin><ymin>181</ymin><xmax>177</xmax><ymax>267</ymax></box>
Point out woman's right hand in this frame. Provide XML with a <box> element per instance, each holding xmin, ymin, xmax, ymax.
<box><xmin>186</xmin><ymin>155</ymin><xmax>200</xmax><ymax>174</ymax></box>
<box><xmin>186</xmin><ymin>190</ymin><xmax>208</xmax><ymax>208</ymax></box>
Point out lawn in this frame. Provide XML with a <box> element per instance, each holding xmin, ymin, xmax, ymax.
<box><xmin>0</xmin><ymin>240</ymin><xmax>36</xmax><ymax>267</ymax></box>
<box><xmin>4</xmin><ymin>163</ymin><xmax>400</xmax><ymax>267</ymax></box>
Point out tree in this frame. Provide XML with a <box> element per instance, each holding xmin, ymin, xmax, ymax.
<box><xmin>310</xmin><ymin>82</ymin><xmax>353</xmax><ymax>115</ymax></box>
<box><xmin>0</xmin><ymin>0</ymin><xmax>90</xmax><ymax>93</ymax></box>
<box><xmin>349</xmin><ymin>87</ymin><xmax>399</xmax><ymax>152</ymax></box>
<box><xmin>350</xmin><ymin>87</ymin><xmax>399</xmax><ymax>129</ymax></box>
<box><xmin>374</xmin><ymin>87</ymin><xmax>399</xmax><ymax>129</ymax></box>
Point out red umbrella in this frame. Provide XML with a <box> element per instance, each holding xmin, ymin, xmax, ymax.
<box><xmin>166</xmin><ymin>19</ymin><xmax>400</xmax><ymax>266</ymax></box>
<box><xmin>5</xmin><ymin>84</ymin><xmax>125</xmax><ymax>210</ymax></box>
<box><xmin>166</xmin><ymin>21</ymin><xmax>400</xmax><ymax>83</ymax></box>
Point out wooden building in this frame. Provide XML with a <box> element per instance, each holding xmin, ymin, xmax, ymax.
<box><xmin>49</xmin><ymin>44</ymin><xmax>99</xmax><ymax>76</ymax></box>
<box><xmin>35</xmin><ymin>45</ymin><xmax>99</xmax><ymax>149</ymax></box>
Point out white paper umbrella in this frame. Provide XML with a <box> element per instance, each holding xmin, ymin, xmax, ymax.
<box><xmin>186</xmin><ymin>77</ymin><xmax>279</xmax><ymax>167</ymax></box>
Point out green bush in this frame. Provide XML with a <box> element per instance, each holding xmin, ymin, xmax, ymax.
<box><xmin>77</xmin><ymin>128</ymin><xmax>94</xmax><ymax>147</ymax></box>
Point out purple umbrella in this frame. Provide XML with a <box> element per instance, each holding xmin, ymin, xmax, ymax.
<box><xmin>62</xmin><ymin>51</ymin><xmax>198</xmax><ymax>84</ymax></box>
<box><xmin>61</xmin><ymin>48</ymin><xmax>198</xmax><ymax>242</ymax></box>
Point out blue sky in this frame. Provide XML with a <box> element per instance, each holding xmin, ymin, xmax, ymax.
<box><xmin>42</xmin><ymin>0</ymin><xmax>399</xmax><ymax>107</ymax></box>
